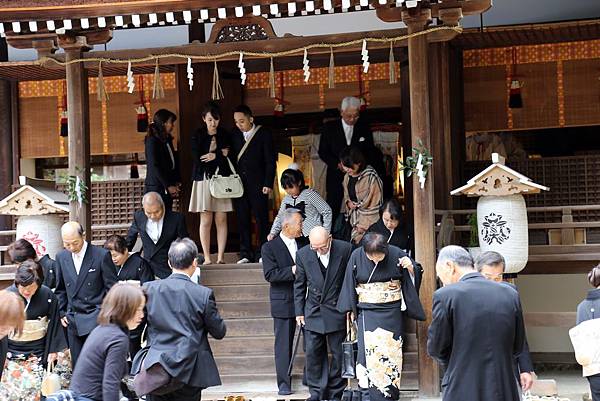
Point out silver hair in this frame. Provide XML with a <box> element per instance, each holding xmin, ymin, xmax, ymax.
<box><xmin>168</xmin><ymin>238</ymin><xmax>198</xmax><ymax>270</ymax></box>
<box><xmin>340</xmin><ymin>96</ymin><xmax>361</xmax><ymax>111</ymax></box>
<box><xmin>142</xmin><ymin>192</ymin><xmax>165</xmax><ymax>209</ymax></box>
<box><xmin>437</xmin><ymin>245</ymin><xmax>474</xmax><ymax>269</ymax></box>
<box><xmin>281</xmin><ymin>208</ymin><xmax>303</xmax><ymax>227</ymax></box>
<box><xmin>474</xmin><ymin>251</ymin><xmax>506</xmax><ymax>272</ymax></box>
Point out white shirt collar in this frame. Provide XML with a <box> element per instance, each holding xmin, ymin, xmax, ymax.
<box><xmin>74</xmin><ymin>241</ymin><xmax>88</xmax><ymax>259</ymax></box>
<box><xmin>280</xmin><ymin>232</ymin><xmax>295</xmax><ymax>245</ymax></box>
<box><xmin>318</xmin><ymin>250</ymin><xmax>330</xmax><ymax>268</ymax></box>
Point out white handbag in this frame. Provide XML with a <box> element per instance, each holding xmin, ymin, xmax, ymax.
<box><xmin>209</xmin><ymin>157</ymin><xmax>244</xmax><ymax>199</ymax></box>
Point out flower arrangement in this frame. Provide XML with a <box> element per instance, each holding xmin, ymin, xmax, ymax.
<box><xmin>0</xmin><ymin>355</ymin><xmax>44</xmax><ymax>401</ymax></box>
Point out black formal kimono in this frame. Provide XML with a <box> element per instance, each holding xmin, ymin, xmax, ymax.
<box><xmin>337</xmin><ymin>246</ymin><xmax>425</xmax><ymax>401</ymax></box>
<box><xmin>102</xmin><ymin>252</ymin><xmax>154</xmax><ymax>358</ymax></box>
<box><xmin>230</xmin><ymin>124</ymin><xmax>276</xmax><ymax>262</ymax></box>
<box><xmin>125</xmin><ymin>210</ymin><xmax>189</xmax><ymax>279</ymax></box>
<box><xmin>427</xmin><ymin>272</ymin><xmax>525</xmax><ymax>401</ymax></box>
<box><xmin>261</xmin><ymin>235</ymin><xmax>308</xmax><ymax>393</ymax></box>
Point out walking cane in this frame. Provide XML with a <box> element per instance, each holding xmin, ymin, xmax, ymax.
<box><xmin>287</xmin><ymin>324</ymin><xmax>303</xmax><ymax>378</ymax></box>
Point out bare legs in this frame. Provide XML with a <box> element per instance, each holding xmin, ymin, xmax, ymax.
<box><xmin>199</xmin><ymin>211</ymin><xmax>229</xmax><ymax>264</ymax></box>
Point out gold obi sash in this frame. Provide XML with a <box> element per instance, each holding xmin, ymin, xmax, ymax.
<box><xmin>356</xmin><ymin>280</ymin><xmax>402</xmax><ymax>304</ymax></box>
<box><xmin>9</xmin><ymin>317</ymin><xmax>48</xmax><ymax>342</ymax></box>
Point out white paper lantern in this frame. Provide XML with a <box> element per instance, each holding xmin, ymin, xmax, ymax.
<box><xmin>476</xmin><ymin>194</ymin><xmax>528</xmax><ymax>273</ymax></box>
<box><xmin>16</xmin><ymin>215</ymin><xmax>64</xmax><ymax>259</ymax></box>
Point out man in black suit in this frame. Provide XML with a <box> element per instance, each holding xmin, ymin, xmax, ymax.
<box><xmin>230</xmin><ymin>104</ymin><xmax>276</xmax><ymax>263</ymax></box>
<box><xmin>126</xmin><ymin>192</ymin><xmax>189</xmax><ymax>279</ymax></box>
<box><xmin>142</xmin><ymin>238</ymin><xmax>226</xmax><ymax>401</ymax></box>
<box><xmin>262</xmin><ymin>209</ymin><xmax>308</xmax><ymax>395</ymax></box>
<box><xmin>54</xmin><ymin>221</ymin><xmax>117</xmax><ymax>367</ymax></box>
<box><xmin>294</xmin><ymin>226</ymin><xmax>352</xmax><ymax>401</ymax></box>
<box><xmin>318</xmin><ymin>97</ymin><xmax>385</xmax><ymax>219</ymax></box>
<box><xmin>475</xmin><ymin>250</ymin><xmax>536</xmax><ymax>393</ymax></box>
<box><xmin>428</xmin><ymin>246</ymin><xmax>525</xmax><ymax>401</ymax></box>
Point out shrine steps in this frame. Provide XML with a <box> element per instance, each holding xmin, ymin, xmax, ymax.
<box><xmin>200</xmin><ymin>261</ymin><xmax>419</xmax><ymax>398</ymax></box>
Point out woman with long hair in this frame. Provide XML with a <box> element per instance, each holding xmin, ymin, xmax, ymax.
<box><xmin>189</xmin><ymin>102</ymin><xmax>233</xmax><ymax>265</ymax></box>
<box><xmin>145</xmin><ymin>109</ymin><xmax>180</xmax><ymax>210</ymax></box>
<box><xmin>69</xmin><ymin>282</ymin><xmax>145</xmax><ymax>401</ymax></box>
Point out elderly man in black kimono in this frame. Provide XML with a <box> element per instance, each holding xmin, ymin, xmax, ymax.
<box><xmin>294</xmin><ymin>226</ymin><xmax>353</xmax><ymax>401</ymax></box>
<box><xmin>337</xmin><ymin>233</ymin><xmax>425</xmax><ymax>401</ymax></box>
<box><xmin>428</xmin><ymin>245</ymin><xmax>525</xmax><ymax>401</ymax></box>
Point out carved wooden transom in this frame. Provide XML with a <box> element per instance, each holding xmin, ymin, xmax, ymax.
<box><xmin>216</xmin><ymin>24</ymin><xmax>269</xmax><ymax>43</ymax></box>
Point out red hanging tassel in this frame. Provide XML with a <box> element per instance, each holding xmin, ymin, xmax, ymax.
<box><xmin>60</xmin><ymin>94</ymin><xmax>68</xmax><ymax>137</ymax></box>
<box><xmin>136</xmin><ymin>76</ymin><xmax>149</xmax><ymax>132</ymax></box>
<box><xmin>508</xmin><ymin>47</ymin><xmax>523</xmax><ymax>109</ymax></box>
<box><xmin>274</xmin><ymin>72</ymin><xmax>289</xmax><ymax>116</ymax></box>
<box><xmin>130</xmin><ymin>153</ymin><xmax>140</xmax><ymax>179</ymax></box>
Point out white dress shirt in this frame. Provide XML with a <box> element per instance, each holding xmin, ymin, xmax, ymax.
<box><xmin>341</xmin><ymin>120</ymin><xmax>354</xmax><ymax>146</ymax></box>
<box><xmin>243</xmin><ymin>124</ymin><xmax>256</xmax><ymax>142</ymax></box>
<box><xmin>146</xmin><ymin>217</ymin><xmax>164</xmax><ymax>244</ymax></box>
<box><xmin>72</xmin><ymin>241</ymin><xmax>88</xmax><ymax>275</ymax></box>
<box><xmin>387</xmin><ymin>228</ymin><xmax>394</xmax><ymax>243</ymax></box>
<box><xmin>280</xmin><ymin>233</ymin><xmax>298</xmax><ymax>263</ymax></box>
<box><xmin>318</xmin><ymin>251</ymin><xmax>330</xmax><ymax>268</ymax></box>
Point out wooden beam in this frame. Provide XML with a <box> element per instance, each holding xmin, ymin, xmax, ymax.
<box><xmin>61</xmin><ymin>36</ymin><xmax>92</xmax><ymax>236</ymax></box>
<box><xmin>403</xmin><ymin>8</ymin><xmax>440</xmax><ymax>398</ymax></box>
<box><xmin>524</xmin><ymin>312</ymin><xmax>576</xmax><ymax>328</ymax></box>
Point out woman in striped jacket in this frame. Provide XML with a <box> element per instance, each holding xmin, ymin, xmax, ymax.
<box><xmin>268</xmin><ymin>168</ymin><xmax>332</xmax><ymax>240</ymax></box>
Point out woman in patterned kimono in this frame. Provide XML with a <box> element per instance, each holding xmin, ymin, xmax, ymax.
<box><xmin>337</xmin><ymin>232</ymin><xmax>425</xmax><ymax>401</ymax></box>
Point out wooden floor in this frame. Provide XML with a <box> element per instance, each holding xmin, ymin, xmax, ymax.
<box><xmin>201</xmin><ymin>254</ymin><xmax>419</xmax><ymax>399</ymax></box>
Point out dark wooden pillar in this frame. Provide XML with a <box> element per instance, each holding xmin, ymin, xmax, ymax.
<box><xmin>0</xmin><ymin>38</ymin><xmax>13</xmax><ymax>234</ymax></box>
<box><xmin>403</xmin><ymin>9</ymin><xmax>440</xmax><ymax>397</ymax></box>
<box><xmin>61</xmin><ymin>37</ymin><xmax>91</xmax><ymax>236</ymax></box>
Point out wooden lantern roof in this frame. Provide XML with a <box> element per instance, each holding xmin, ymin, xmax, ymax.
<box><xmin>0</xmin><ymin>0</ymin><xmax>490</xmax><ymax>36</ymax></box>
<box><xmin>0</xmin><ymin>177</ymin><xmax>69</xmax><ymax>215</ymax></box>
<box><xmin>451</xmin><ymin>153</ymin><xmax>549</xmax><ymax>197</ymax></box>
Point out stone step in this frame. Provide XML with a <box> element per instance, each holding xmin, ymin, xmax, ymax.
<box><xmin>219</xmin><ymin>301</ymin><xmax>271</xmax><ymax>319</ymax></box>
<box><xmin>211</xmin><ymin>284</ymin><xmax>269</xmax><ymax>302</ymax></box>
<box><xmin>201</xmin><ymin>268</ymin><xmax>265</xmax><ymax>286</ymax></box>
<box><xmin>221</xmin><ymin>318</ymin><xmax>274</xmax><ymax>337</ymax></box>
<box><xmin>210</xmin><ymin>333</ymin><xmax>419</xmax><ymax>355</ymax></box>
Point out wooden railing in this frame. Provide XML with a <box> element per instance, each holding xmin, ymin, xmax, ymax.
<box><xmin>435</xmin><ymin>204</ymin><xmax>600</xmax><ymax>273</ymax></box>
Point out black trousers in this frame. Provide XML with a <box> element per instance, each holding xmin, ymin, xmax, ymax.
<box><xmin>233</xmin><ymin>185</ymin><xmax>269</xmax><ymax>261</ymax></box>
<box><xmin>588</xmin><ymin>374</ymin><xmax>600</xmax><ymax>401</ymax></box>
<box><xmin>273</xmin><ymin>317</ymin><xmax>296</xmax><ymax>392</ymax></box>
<box><xmin>149</xmin><ymin>385</ymin><xmax>202</xmax><ymax>401</ymax></box>
<box><xmin>304</xmin><ymin>328</ymin><xmax>346</xmax><ymax>401</ymax></box>
<box><xmin>66</xmin><ymin>325</ymin><xmax>88</xmax><ymax>369</ymax></box>
<box><xmin>325</xmin><ymin>170</ymin><xmax>344</xmax><ymax>219</ymax></box>
<box><xmin>144</xmin><ymin>186</ymin><xmax>173</xmax><ymax>211</ymax></box>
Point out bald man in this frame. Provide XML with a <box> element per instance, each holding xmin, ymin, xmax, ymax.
<box><xmin>294</xmin><ymin>226</ymin><xmax>352</xmax><ymax>401</ymax></box>
<box><xmin>126</xmin><ymin>192</ymin><xmax>188</xmax><ymax>279</ymax></box>
<box><xmin>54</xmin><ymin>221</ymin><xmax>117</xmax><ymax>367</ymax></box>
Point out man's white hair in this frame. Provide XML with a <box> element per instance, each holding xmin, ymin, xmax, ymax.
<box><xmin>437</xmin><ymin>245</ymin><xmax>474</xmax><ymax>269</ymax></box>
<box><xmin>340</xmin><ymin>96</ymin><xmax>361</xmax><ymax>111</ymax></box>
<box><xmin>281</xmin><ymin>208</ymin><xmax>302</xmax><ymax>227</ymax></box>
<box><xmin>142</xmin><ymin>191</ymin><xmax>165</xmax><ymax>209</ymax></box>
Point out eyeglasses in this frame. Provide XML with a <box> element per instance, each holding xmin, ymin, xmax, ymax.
<box><xmin>310</xmin><ymin>236</ymin><xmax>332</xmax><ymax>252</ymax></box>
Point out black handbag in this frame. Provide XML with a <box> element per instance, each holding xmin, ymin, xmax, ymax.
<box><xmin>131</xmin><ymin>346</ymin><xmax>184</xmax><ymax>396</ymax></box>
<box><xmin>341</xmin><ymin>315</ymin><xmax>358</xmax><ymax>379</ymax></box>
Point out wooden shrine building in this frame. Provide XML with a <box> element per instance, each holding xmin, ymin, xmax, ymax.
<box><xmin>0</xmin><ymin>0</ymin><xmax>598</xmax><ymax>398</ymax></box>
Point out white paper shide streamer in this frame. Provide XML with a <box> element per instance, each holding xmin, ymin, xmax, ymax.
<box><xmin>187</xmin><ymin>58</ymin><xmax>194</xmax><ymax>91</ymax></box>
<box><xmin>126</xmin><ymin>61</ymin><xmax>135</xmax><ymax>93</ymax></box>
<box><xmin>75</xmin><ymin>176</ymin><xmax>83</xmax><ymax>208</ymax></box>
<box><xmin>302</xmin><ymin>48</ymin><xmax>310</xmax><ymax>83</ymax></box>
<box><xmin>238</xmin><ymin>52</ymin><xmax>247</xmax><ymax>85</ymax></box>
<box><xmin>361</xmin><ymin>40</ymin><xmax>370</xmax><ymax>73</ymax></box>
<box><xmin>416</xmin><ymin>153</ymin><xmax>426</xmax><ymax>189</ymax></box>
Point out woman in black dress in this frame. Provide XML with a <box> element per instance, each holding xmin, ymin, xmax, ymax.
<box><xmin>189</xmin><ymin>102</ymin><xmax>233</xmax><ymax>265</ymax></box>
<box><xmin>337</xmin><ymin>233</ymin><xmax>425</xmax><ymax>401</ymax></box>
<box><xmin>103</xmin><ymin>234</ymin><xmax>153</xmax><ymax>359</ymax></box>
<box><xmin>145</xmin><ymin>109</ymin><xmax>180</xmax><ymax>210</ymax></box>
<box><xmin>367</xmin><ymin>198</ymin><xmax>413</xmax><ymax>256</ymax></box>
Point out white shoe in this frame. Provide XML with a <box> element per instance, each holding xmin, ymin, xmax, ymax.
<box><xmin>258</xmin><ymin>257</ymin><xmax>263</xmax><ymax>263</ymax></box>
<box><xmin>237</xmin><ymin>257</ymin><xmax>250</xmax><ymax>264</ymax></box>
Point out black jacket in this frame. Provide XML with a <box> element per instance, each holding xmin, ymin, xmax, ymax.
<box><xmin>144</xmin><ymin>135</ymin><xmax>180</xmax><ymax>194</ymax></box>
<box><xmin>102</xmin><ymin>252</ymin><xmax>154</xmax><ymax>284</ymax></box>
<box><xmin>230</xmin><ymin>125</ymin><xmax>276</xmax><ymax>191</ymax></box>
<box><xmin>125</xmin><ymin>210</ymin><xmax>189</xmax><ymax>279</ymax></box>
<box><xmin>261</xmin><ymin>236</ymin><xmax>309</xmax><ymax>319</ymax></box>
<box><xmin>54</xmin><ymin>244</ymin><xmax>118</xmax><ymax>336</ymax></box>
<box><xmin>142</xmin><ymin>274</ymin><xmax>226</xmax><ymax>388</ymax></box>
<box><xmin>427</xmin><ymin>272</ymin><xmax>525</xmax><ymax>401</ymax></box>
<box><xmin>191</xmin><ymin>127</ymin><xmax>231</xmax><ymax>181</ymax></box>
<box><xmin>39</xmin><ymin>254</ymin><xmax>57</xmax><ymax>289</ymax></box>
<box><xmin>366</xmin><ymin>219</ymin><xmax>413</xmax><ymax>256</ymax></box>
<box><xmin>294</xmin><ymin>239</ymin><xmax>353</xmax><ymax>334</ymax></box>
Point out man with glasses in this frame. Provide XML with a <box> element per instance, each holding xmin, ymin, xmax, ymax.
<box><xmin>475</xmin><ymin>251</ymin><xmax>536</xmax><ymax>393</ymax></box>
<box><xmin>294</xmin><ymin>226</ymin><xmax>352</xmax><ymax>401</ymax></box>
